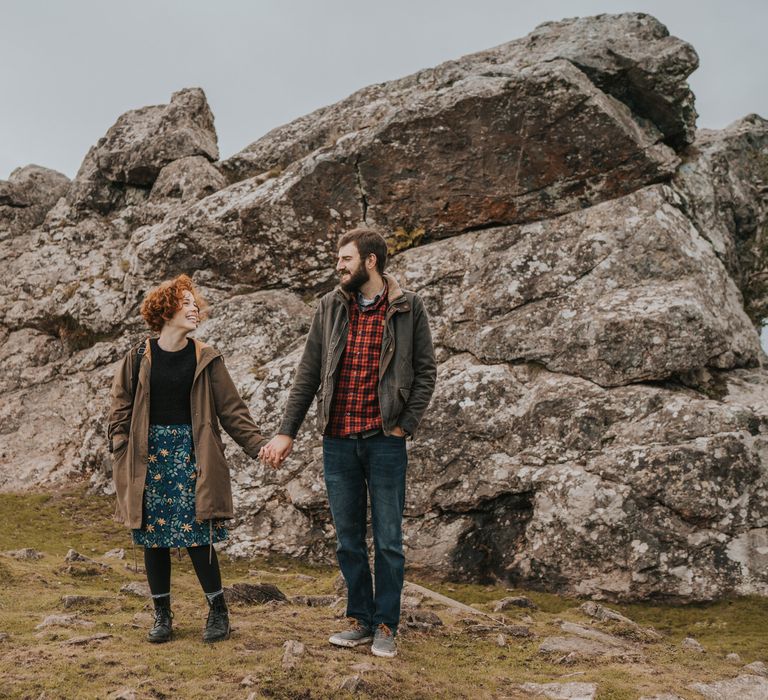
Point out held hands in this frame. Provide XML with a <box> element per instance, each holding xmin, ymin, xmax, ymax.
<box><xmin>259</xmin><ymin>427</ymin><xmax>404</xmax><ymax>468</ymax></box>
<box><xmin>259</xmin><ymin>434</ymin><xmax>294</xmax><ymax>469</ymax></box>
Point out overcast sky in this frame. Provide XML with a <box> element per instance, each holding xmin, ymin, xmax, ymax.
<box><xmin>2</xmin><ymin>1</ymin><xmax>767</xmax><ymax>346</ymax></box>
<box><xmin>2</xmin><ymin>0</ymin><xmax>766</xmax><ymax>180</ymax></box>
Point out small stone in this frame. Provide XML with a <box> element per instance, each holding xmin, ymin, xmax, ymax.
<box><xmin>560</xmin><ymin>621</ymin><xmax>632</xmax><ymax>649</ymax></box>
<box><xmin>464</xmin><ymin>622</ymin><xmax>532</xmax><ymax>638</ymax></box>
<box><xmin>61</xmin><ymin>595</ymin><xmax>113</xmax><ymax>609</ymax></box>
<box><xmin>511</xmin><ymin>681</ymin><xmax>597</xmax><ymax>700</ymax></box>
<box><xmin>689</xmin><ymin>674</ymin><xmax>768</xmax><ymax>698</ymax></box>
<box><xmin>3</xmin><ymin>548</ymin><xmax>43</xmax><ymax>560</ymax></box>
<box><xmin>109</xmin><ymin>689</ymin><xmax>137</xmax><ymax>700</ymax></box>
<box><xmin>64</xmin><ymin>549</ymin><xmax>92</xmax><ymax>563</ymax></box>
<box><xmin>402</xmin><ymin>609</ymin><xmax>443</xmax><ymax>632</ymax></box>
<box><xmin>293</xmin><ymin>573</ymin><xmax>316</xmax><ymax>582</ymax></box>
<box><xmin>726</xmin><ymin>652</ymin><xmax>742</xmax><ymax>662</ymax></box>
<box><xmin>225</xmin><ymin>582</ymin><xmax>287</xmax><ymax>605</ymax></box>
<box><xmin>339</xmin><ymin>675</ymin><xmax>362</xmax><ymax>692</ymax></box>
<box><xmin>0</xmin><ymin>632</ymin><xmax>9</xmax><ymax>642</ymax></box>
<box><xmin>494</xmin><ymin>596</ymin><xmax>538</xmax><ymax>612</ymax></box>
<box><xmin>682</xmin><ymin>636</ymin><xmax>705</xmax><ymax>653</ymax></box>
<box><xmin>349</xmin><ymin>662</ymin><xmax>378</xmax><ymax>673</ymax></box>
<box><xmin>240</xmin><ymin>675</ymin><xmax>255</xmax><ymax>687</ymax></box>
<box><xmin>120</xmin><ymin>582</ymin><xmax>151</xmax><ymax>598</ymax></box>
<box><xmin>496</xmin><ymin>634</ymin><xmax>507</xmax><ymax>647</ymax></box>
<box><xmin>282</xmin><ymin>639</ymin><xmax>305</xmax><ymax>670</ymax></box>
<box><xmin>59</xmin><ymin>549</ymin><xmax>109</xmax><ymax>575</ymax></box>
<box><xmin>61</xmin><ymin>632</ymin><xmax>112</xmax><ymax>646</ymax></box>
<box><xmin>744</xmin><ymin>661</ymin><xmax>768</xmax><ymax>676</ymax></box>
<box><xmin>539</xmin><ymin>636</ymin><xmax>638</xmax><ymax>661</ymax></box>
<box><xmin>104</xmin><ymin>548</ymin><xmax>125</xmax><ymax>559</ymax></box>
<box><xmin>401</xmin><ymin>594</ymin><xmax>424</xmax><ymax>608</ymax></box>
<box><xmin>289</xmin><ymin>595</ymin><xmax>337</xmax><ymax>607</ymax></box>
<box><xmin>36</xmin><ymin>614</ymin><xmax>95</xmax><ymax>630</ymax></box>
<box><xmin>579</xmin><ymin>601</ymin><xmax>635</xmax><ymax>625</ymax></box>
<box><xmin>131</xmin><ymin>612</ymin><xmax>154</xmax><ymax>628</ymax></box>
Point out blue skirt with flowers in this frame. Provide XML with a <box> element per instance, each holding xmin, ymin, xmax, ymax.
<box><xmin>132</xmin><ymin>424</ymin><xmax>228</xmax><ymax>548</ymax></box>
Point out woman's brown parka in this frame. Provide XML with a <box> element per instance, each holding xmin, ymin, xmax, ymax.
<box><xmin>107</xmin><ymin>338</ymin><xmax>265</xmax><ymax>529</ymax></box>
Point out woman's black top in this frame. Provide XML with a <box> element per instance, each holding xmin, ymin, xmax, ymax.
<box><xmin>149</xmin><ymin>337</ymin><xmax>196</xmax><ymax>425</ymax></box>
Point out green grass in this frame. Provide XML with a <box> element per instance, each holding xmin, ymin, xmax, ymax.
<box><xmin>0</xmin><ymin>486</ymin><xmax>766</xmax><ymax>699</ymax></box>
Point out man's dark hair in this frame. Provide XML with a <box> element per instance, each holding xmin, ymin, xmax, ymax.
<box><xmin>338</xmin><ymin>228</ymin><xmax>388</xmax><ymax>274</ymax></box>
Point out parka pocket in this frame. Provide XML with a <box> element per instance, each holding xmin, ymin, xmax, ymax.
<box><xmin>111</xmin><ymin>441</ymin><xmax>131</xmax><ymax>490</ymax></box>
<box><xmin>208</xmin><ymin>421</ymin><xmax>224</xmax><ymax>455</ymax></box>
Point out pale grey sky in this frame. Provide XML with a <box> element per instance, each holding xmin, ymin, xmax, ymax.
<box><xmin>2</xmin><ymin>0</ymin><xmax>766</xmax><ymax>180</ymax></box>
<box><xmin>2</xmin><ymin>0</ymin><xmax>767</xmax><ymax>347</ymax></box>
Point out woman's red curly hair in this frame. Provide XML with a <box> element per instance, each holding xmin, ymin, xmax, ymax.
<box><xmin>140</xmin><ymin>274</ymin><xmax>209</xmax><ymax>332</ymax></box>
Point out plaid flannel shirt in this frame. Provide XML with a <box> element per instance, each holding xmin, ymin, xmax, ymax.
<box><xmin>326</xmin><ymin>289</ymin><xmax>388</xmax><ymax>437</ymax></box>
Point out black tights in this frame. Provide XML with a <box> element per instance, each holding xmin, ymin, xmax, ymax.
<box><xmin>144</xmin><ymin>546</ymin><xmax>222</xmax><ymax>597</ymax></box>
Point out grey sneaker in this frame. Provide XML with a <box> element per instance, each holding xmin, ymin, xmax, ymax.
<box><xmin>371</xmin><ymin>623</ymin><xmax>397</xmax><ymax>658</ymax></box>
<box><xmin>328</xmin><ymin>618</ymin><xmax>374</xmax><ymax>648</ymax></box>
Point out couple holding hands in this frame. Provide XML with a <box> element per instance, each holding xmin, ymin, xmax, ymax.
<box><xmin>107</xmin><ymin>228</ymin><xmax>436</xmax><ymax>658</ymax></box>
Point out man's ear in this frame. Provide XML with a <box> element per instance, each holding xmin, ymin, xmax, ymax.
<box><xmin>367</xmin><ymin>253</ymin><xmax>378</xmax><ymax>271</ymax></box>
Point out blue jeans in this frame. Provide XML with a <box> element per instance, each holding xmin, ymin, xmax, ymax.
<box><xmin>323</xmin><ymin>433</ymin><xmax>408</xmax><ymax>632</ymax></box>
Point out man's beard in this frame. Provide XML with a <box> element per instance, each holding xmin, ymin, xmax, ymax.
<box><xmin>339</xmin><ymin>261</ymin><xmax>369</xmax><ymax>292</ymax></box>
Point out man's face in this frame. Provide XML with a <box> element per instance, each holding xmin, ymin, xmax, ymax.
<box><xmin>336</xmin><ymin>242</ymin><xmax>370</xmax><ymax>292</ymax></box>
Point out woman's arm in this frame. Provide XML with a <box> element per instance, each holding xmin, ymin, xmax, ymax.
<box><xmin>209</xmin><ymin>356</ymin><xmax>266</xmax><ymax>458</ymax></box>
<box><xmin>107</xmin><ymin>350</ymin><xmax>134</xmax><ymax>452</ymax></box>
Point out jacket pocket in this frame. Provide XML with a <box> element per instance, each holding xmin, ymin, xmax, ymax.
<box><xmin>399</xmin><ymin>387</ymin><xmax>411</xmax><ymax>403</ymax></box>
<box><xmin>209</xmin><ymin>421</ymin><xmax>225</xmax><ymax>452</ymax></box>
<box><xmin>111</xmin><ymin>444</ymin><xmax>131</xmax><ymax>500</ymax></box>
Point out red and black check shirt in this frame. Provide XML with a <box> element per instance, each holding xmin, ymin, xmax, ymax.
<box><xmin>326</xmin><ymin>289</ymin><xmax>388</xmax><ymax>437</ymax></box>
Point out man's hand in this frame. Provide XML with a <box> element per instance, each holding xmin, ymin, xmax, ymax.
<box><xmin>390</xmin><ymin>426</ymin><xmax>406</xmax><ymax>437</ymax></box>
<box><xmin>259</xmin><ymin>434</ymin><xmax>294</xmax><ymax>468</ymax></box>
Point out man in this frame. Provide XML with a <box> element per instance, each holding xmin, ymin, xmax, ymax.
<box><xmin>260</xmin><ymin>228</ymin><xmax>436</xmax><ymax>658</ymax></box>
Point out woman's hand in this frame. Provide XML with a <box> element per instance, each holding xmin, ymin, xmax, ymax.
<box><xmin>259</xmin><ymin>434</ymin><xmax>294</xmax><ymax>468</ymax></box>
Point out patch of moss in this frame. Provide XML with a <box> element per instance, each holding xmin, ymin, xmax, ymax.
<box><xmin>387</xmin><ymin>226</ymin><xmax>426</xmax><ymax>255</ymax></box>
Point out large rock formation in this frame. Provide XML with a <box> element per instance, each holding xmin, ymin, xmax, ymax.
<box><xmin>1</xmin><ymin>13</ymin><xmax>766</xmax><ymax>602</ymax></box>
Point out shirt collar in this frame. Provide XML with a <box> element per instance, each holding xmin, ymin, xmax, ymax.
<box><xmin>357</xmin><ymin>284</ymin><xmax>387</xmax><ymax>310</ymax></box>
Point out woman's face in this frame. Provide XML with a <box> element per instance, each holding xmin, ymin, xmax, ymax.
<box><xmin>166</xmin><ymin>290</ymin><xmax>200</xmax><ymax>333</ymax></box>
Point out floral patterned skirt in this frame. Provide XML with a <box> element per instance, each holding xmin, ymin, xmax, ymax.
<box><xmin>132</xmin><ymin>424</ymin><xmax>228</xmax><ymax>548</ymax></box>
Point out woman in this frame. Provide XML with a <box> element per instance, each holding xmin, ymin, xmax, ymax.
<box><xmin>108</xmin><ymin>274</ymin><xmax>265</xmax><ymax>644</ymax></box>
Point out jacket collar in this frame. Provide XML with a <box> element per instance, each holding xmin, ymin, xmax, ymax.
<box><xmin>192</xmin><ymin>338</ymin><xmax>222</xmax><ymax>379</ymax></box>
<box><xmin>335</xmin><ymin>272</ymin><xmax>409</xmax><ymax>311</ymax></box>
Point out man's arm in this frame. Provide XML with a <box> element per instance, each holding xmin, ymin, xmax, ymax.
<box><xmin>261</xmin><ymin>300</ymin><xmax>325</xmax><ymax>466</ymax></box>
<box><xmin>397</xmin><ymin>294</ymin><xmax>437</xmax><ymax>437</ymax></box>
<box><xmin>278</xmin><ymin>300</ymin><xmax>325</xmax><ymax>438</ymax></box>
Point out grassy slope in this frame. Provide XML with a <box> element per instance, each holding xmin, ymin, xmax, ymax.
<box><xmin>0</xmin><ymin>487</ymin><xmax>766</xmax><ymax>700</ymax></box>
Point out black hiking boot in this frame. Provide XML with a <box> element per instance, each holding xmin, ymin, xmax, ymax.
<box><xmin>148</xmin><ymin>595</ymin><xmax>173</xmax><ymax>643</ymax></box>
<box><xmin>203</xmin><ymin>592</ymin><xmax>230</xmax><ymax>643</ymax></box>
